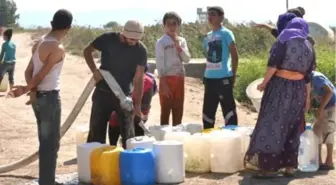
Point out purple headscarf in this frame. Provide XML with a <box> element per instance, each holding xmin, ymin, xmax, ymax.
<box><xmin>278</xmin><ymin>17</ymin><xmax>309</xmax><ymax>43</ymax></box>
<box><xmin>277</xmin><ymin>13</ymin><xmax>297</xmax><ymax>34</ymax></box>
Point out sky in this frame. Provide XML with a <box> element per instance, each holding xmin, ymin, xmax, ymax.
<box><xmin>15</xmin><ymin>0</ymin><xmax>336</xmax><ymax>28</ymax></box>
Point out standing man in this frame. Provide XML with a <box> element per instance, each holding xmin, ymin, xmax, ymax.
<box><xmin>9</xmin><ymin>9</ymin><xmax>73</xmax><ymax>185</ymax></box>
<box><xmin>84</xmin><ymin>20</ymin><xmax>147</xmax><ymax>148</ymax></box>
<box><xmin>202</xmin><ymin>6</ymin><xmax>239</xmax><ymax>129</ymax></box>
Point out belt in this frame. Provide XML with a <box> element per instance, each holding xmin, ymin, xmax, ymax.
<box><xmin>275</xmin><ymin>69</ymin><xmax>304</xmax><ymax>80</ymax></box>
<box><xmin>36</xmin><ymin>90</ymin><xmax>59</xmax><ymax>96</ymax></box>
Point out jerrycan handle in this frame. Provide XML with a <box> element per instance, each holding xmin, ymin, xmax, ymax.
<box><xmin>134</xmin><ymin>136</ymin><xmax>144</xmax><ymax>141</ymax></box>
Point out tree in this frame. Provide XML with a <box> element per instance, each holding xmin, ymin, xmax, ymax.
<box><xmin>0</xmin><ymin>0</ymin><xmax>20</xmax><ymax>27</ymax></box>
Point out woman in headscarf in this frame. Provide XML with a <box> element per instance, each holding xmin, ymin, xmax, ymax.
<box><xmin>261</xmin><ymin>13</ymin><xmax>314</xmax><ymax>134</ymax></box>
<box><xmin>244</xmin><ymin>17</ymin><xmax>316</xmax><ymax>178</ymax></box>
<box><xmin>255</xmin><ymin>6</ymin><xmax>305</xmax><ymax>38</ymax></box>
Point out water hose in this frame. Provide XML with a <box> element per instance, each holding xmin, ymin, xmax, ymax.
<box><xmin>0</xmin><ymin>76</ymin><xmax>96</xmax><ymax>173</ymax></box>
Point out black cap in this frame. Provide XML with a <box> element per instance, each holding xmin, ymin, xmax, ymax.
<box><xmin>207</xmin><ymin>6</ymin><xmax>224</xmax><ymax>16</ymax></box>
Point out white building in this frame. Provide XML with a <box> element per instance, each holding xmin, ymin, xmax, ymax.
<box><xmin>197</xmin><ymin>7</ymin><xmax>209</xmax><ymax>23</ymax></box>
<box><xmin>308</xmin><ymin>22</ymin><xmax>335</xmax><ymax>42</ymax></box>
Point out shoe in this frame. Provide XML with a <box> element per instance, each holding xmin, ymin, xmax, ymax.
<box><xmin>319</xmin><ymin>164</ymin><xmax>335</xmax><ymax>171</ymax></box>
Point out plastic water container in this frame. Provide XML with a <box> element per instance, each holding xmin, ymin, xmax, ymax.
<box><xmin>182</xmin><ymin>123</ymin><xmax>203</xmax><ymax>134</ymax></box>
<box><xmin>202</xmin><ymin>128</ymin><xmax>220</xmax><ymax>134</ymax></box>
<box><xmin>76</xmin><ymin>125</ymin><xmax>89</xmax><ymax>146</ymax></box>
<box><xmin>126</xmin><ymin>136</ymin><xmax>156</xmax><ymax>150</ymax></box>
<box><xmin>148</xmin><ymin>125</ymin><xmax>172</xmax><ymax>141</ymax></box>
<box><xmin>298</xmin><ymin>125</ymin><xmax>319</xmax><ymax>172</ymax></box>
<box><xmin>90</xmin><ymin>146</ymin><xmax>123</xmax><ymax>185</ymax></box>
<box><xmin>246</xmin><ymin>78</ymin><xmax>264</xmax><ymax>112</ymax></box>
<box><xmin>77</xmin><ymin>142</ymin><xmax>107</xmax><ymax>183</ymax></box>
<box><xmin>172</xmin><ymin>124</ymin><xmax>187</xmax><ymax>132</ymax></box>
<box><xmin>120</xmin><ymin>148</ymin><xmax>155</xmax><ymax>185</ymax></box>
<box><xmin>222</xmin><ymin>125</ymin><xmax>239</xmax><ymax>130</ymax></box>
<box><xmin>100</xmin><ymin>146</ymin><xmax>124</xmax><ymax>185</ymax></box>
<box><xmin>209</xmin><ymin>130</ymin><xmax>243</xmax><ymax>173</ymax></box>
<box><xmin>223</xmin><ymin>125</ymin><xmax>254</xmax><ymax>170</ymax></box>
<box><xmin>164</xmin><ymin>131</ymin><xmax>191</xmax><ymax>143</ymax></box>
<box><xmin>90</xmin><ymin>145</ymin><xmax>115</xmax><ymax>185</ymax></box>
<box><xmin>184</xmin><ymin>133</ymin><xmax>211</xmax><ymax>172</ymax></box>
<box><xmin>0</xmin><ymin>73</ymin><xmax>8</xmax><ymax>92</ymax></box>
<box><xmin>235</xmin><ymin>126</ymin><xmax>254</xmax><ymax>154</ymax></box>
<box><xmin>154</xmin><ymin>140</ymin><xmax>184</xmax><ymax>184</ymax></box>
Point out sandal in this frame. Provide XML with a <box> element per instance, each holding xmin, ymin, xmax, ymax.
<box><xmin>319</xmin><ymin>164</ymin><xmax>335</xmax><ymax>171</ymax></box>
<box><xmin>283</xmin><ymin>171</ymin><xmax>295</xmax><ymax>177</ymax></box>
<box><xmin>282</xmin><ymin>167</ymin><xmax>296</xmax><ymax>177</ymax></box>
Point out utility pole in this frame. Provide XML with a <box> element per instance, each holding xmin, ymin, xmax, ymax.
<box><xmin>286</xmin><ymin>0</ymin><xmax>289</xmax><ymax>11</ymax></box>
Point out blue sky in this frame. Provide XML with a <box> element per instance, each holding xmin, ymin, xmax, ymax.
<box><xmin>15</xmin><ymin>0</ymin><xmax>336</xmax><ymax>28</ymax></box>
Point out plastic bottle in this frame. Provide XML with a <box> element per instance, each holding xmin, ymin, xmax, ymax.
<box><xmin>298</xmin><ymin>125</ymin><xmax>319</xmax><ymax>172</ymax></box>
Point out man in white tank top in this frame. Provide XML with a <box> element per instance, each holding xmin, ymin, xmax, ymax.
<box><xmin>9</xmin><ymin>9</ymin><xmax>73</xmax><ymax>185</ymax></box>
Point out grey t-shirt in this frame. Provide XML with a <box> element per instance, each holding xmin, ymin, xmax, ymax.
<box><xmin>91</xmin><ymin>32</ymin><xmax>147</xmax><ymax>95</ymax></box>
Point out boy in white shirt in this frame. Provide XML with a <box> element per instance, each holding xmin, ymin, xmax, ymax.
<box><xmin>155</xmin><ymin>12</ymin><xmax>190</xmax><ymax>126</ymax></box>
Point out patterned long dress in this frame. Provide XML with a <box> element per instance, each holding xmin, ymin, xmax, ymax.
<box><xmin>245</xmin><ymin>37</ymin><xmax>316</xmax><ymax>171</ymax></box>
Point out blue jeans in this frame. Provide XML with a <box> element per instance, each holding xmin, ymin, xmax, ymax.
<box><xmin>0</xmin><ymin>62</ymin><xmax>15</xmax><ymax>84</ymax></box>
<box><xmin>32</xmin><ymin>90</ymin><xmax>61</xmax><ymax>185</ymax></box>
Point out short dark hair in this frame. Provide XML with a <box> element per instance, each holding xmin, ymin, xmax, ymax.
<box><xmin>162</xmin><ymin>12</ymin><xmax>182</xmax><ymax>26</ymax></box>
<box><xmin>287</xmin><ymin>6</ymin><xmax>305</xmax><ymax>18</ymax></box>
<box><xmin>51</xmin><ymin>9</ymin><xmax>73</xmax><ymax>31</ymax></box>
<box><xmin>4</xmin><ymin>29</ymin><xmax>13</xmax><ymax>40</ymax></box>
<box><xmin>297</xmin><ymin>7</ymin><xmax>305</xmax><ymax>16</ymax></box>
<box><xmin>207</xmin><ymin>6</ymin><xmax>224</xmax><ymax>16</ymax></box>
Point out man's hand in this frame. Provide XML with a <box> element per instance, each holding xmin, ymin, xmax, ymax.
<box><xmin>133</xmin><ymin>104</ymin><xmax>142</xmax><ymax>118</ymax></box>
<box><xmin>170</xmin><ymin>34</ymin><xmax>183</xmax><ymax>53</ymax></box>
<box><xmin>93</xmin><ymin>69</ymin><xmax>103</xmax><ymax>83</ymax></box>
<box><xmin>254</xmin><ymin>24</ymin><xmax>266</xmax><ymax>28</ymax></box>
<box><xmin>25</xmin><ymin>91</ymin><xmax>37</xmax><ymax>105</ymax></box>
<box><xmin>8</xmin><ymin>85</ymin><xmax>29</xmax><ymax>98</ymax></box>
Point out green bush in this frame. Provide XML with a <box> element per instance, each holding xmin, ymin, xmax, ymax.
<box><xmin>234</xmin><ymin>43</ymin><xmax>336</xmax><ymax>105</ymax></box>
<box><xmin>32</xmin><ymin>22</ymin><xmax>276</xmax><ymax>58</ymax></box>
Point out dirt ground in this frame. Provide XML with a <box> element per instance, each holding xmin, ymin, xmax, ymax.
<box><xmin>0</xmin><ymin>33</ymin><xmax>335</xmax><ymax>185</ymax></box>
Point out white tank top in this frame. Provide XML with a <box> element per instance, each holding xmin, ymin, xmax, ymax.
<box><xmin>32</xmin><ymin>36</ymin><xmax>64</xmax><ymax>91</ymax></box>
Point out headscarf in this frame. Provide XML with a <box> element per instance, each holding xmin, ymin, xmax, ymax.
<box><xmin>144</xmin><ymin>64</ymin><xmax>158</xmax><ymax>94</ymax></box>
<box><xmin>278</xmin><ymin>17</ymin><xmax>309</xmax><ymax>43</ymax></box>
<box><xmin>145</xmin><ymin>63</ymin><xmax>149</xmax><ymax>72</ymax></box>
<box><xmin>276</xmin><ymin>13</ymin><xmax>297</xmax><ymax>34</ymax></box>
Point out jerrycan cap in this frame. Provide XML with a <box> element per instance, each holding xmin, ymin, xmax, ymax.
<box><xmin>305</xmin><ymin>125</ymin><xmax>312</xmax><ymax>130</ymax></box>
<box><xmin>222</xmin><ymin>125</ymin><xmax>238</xmax><ymax>130</ymax></box>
